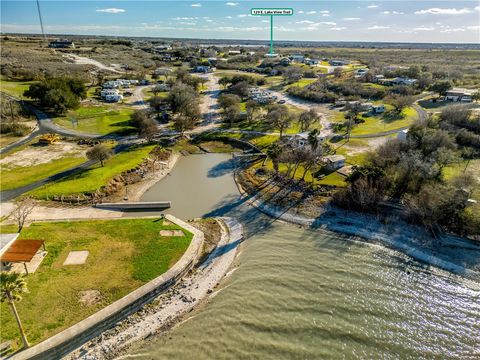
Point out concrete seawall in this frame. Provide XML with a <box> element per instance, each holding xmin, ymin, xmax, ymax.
<box><xmin>11</xmin><ymin>215</ymin><xmax>204</xmax><ymax>360</ymax></box>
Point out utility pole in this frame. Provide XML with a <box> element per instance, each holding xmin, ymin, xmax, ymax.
<box><xmin>36</xmin><ymin>0</ymin><xmax>46</xmax><ymax>41</ymax></box>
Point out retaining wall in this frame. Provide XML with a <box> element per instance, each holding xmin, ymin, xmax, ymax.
<box><xmin>12</xmin><ymin>215</ymin><xmax>204</xmax><ymax>360</ymax></box>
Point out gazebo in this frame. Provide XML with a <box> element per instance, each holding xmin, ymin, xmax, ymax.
<box><xmin>0</xmin><ymin>239</ymin><xmax>45</xmax><ymax>274</ymax></box>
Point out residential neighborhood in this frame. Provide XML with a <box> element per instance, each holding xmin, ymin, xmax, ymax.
<box><xmin>0</xmin><ymin>1</ymin><xmax>479</xmax><ymax>359</ymax></box>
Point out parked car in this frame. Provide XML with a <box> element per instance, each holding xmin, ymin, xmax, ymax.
<box><xmin>277</xmin><ymin>99</ymin><xmax>286</xmax><ymax>104</ymax></box>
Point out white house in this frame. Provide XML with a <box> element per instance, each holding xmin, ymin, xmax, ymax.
<box><xmin>445</xmin><ymin>88</ymin><xmax>475</xmax><ymax>102</ymax></box>
<box><xmin>397</xmin><ymin>129</ymin><xmax>409</xmax><ymax>141</ymax></box>
<box><xmin>324</xmin><ymin>155</ymin><xmax>346</xmax><ymax>171</ymax></box>
<box><xmin>104</xmin><ymin>94</ymin><xmax>123</xmax><ymax>103</ymax></box>
<box><xmin>372</xmin><ymin>104</ymin><xmax>385</xmax><ymax>114</ymax></box>
<box><xmin>291</xmin><ymin>132</ymin><xmax>327</xmax><ymax>148</ymax></box>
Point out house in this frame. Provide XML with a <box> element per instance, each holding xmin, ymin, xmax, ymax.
<box><xmin>329</xmin><ymin>59</ymin><xmax>350</xmax><ymax>66</ymax></box>
<box><xmin>228</xmin><ymin>50</ymin><xmax>241</xmax><ymax>55</ymax></box>
<box><xmin>290</xmin><ymin>54</ymin><xmax>305</xmax><ymax>63</ymax></box>
<box><xmin>324</xmin><ymin>155</ymin><xmax>346</xmax><ymax>171</ymax></box>
<box><xmin>104</xmin><ymin>94</ymin><xmax>123</xmax><ymax>103</ymax></box>
<box><xmin>372</xmin><ymin>104</ymin><xmax>385</xmax><ymax>114</ymax></box>
<box><xmin>100</xmin><ymin>89</ymin><xmax>119</xmax><ymax>98</ymax></box>
<box><xmin>392</xmin><ymin>77</ymin><xmax>417</xmax><ymax>86</ymax></box>
<box><xmin>360</xmin><ymin>102</ymin><xmax>373</xmax><ymax>111</ymax></box>
<box><xmin>445</xmin><ymin>88</ymin><xmax>475</xmax><ymax>102</ymax></box>
<box><xmin>193</xmin><ymin>65</ymin><xmax>214</xmax><ymax>73</ymax></box>
<box><xmin>397</xmin><ymin>129</ymin><xmax>409</xmax><ymax>141</ymax></box>
<box><xmin>355</xmin><ymin>68</ymin><xmax>368</xmax><ymax>78</ymax></box>
<box><xmin>291</xmin><ymin>132</ymin><xmax>327</xmax><ymax>147</ymax></box>
<box><xmin>280</xmin><ymin>58</ymin><xmax>292</xmax><ymax>66</ymax></box>
<box><xmin>304</xmin><ymin>58</ymin><xmax>319</xmax><ymax>66</ymax></box>
<box><xmin>48</xmin><ymin>39</ymin><xmax>75</xmax><ymax>48</ymax></box>
<box><xmin>264</xmin><ymin>53</ymin><xmax>280</xmax><ymax>58</ymax></box>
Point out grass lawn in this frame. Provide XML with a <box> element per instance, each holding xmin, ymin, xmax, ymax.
<box><xmin>259</xmin><ymin>159</ymin><xmax>347</xmax><ymax>187</ymax></box>
<box><xmin>0</xmin><ymin>218</ymin><xmax>192</xmax><ymax>349</ymax></box>
<box><xmin>53</xmin><ymin>105</ymin><xmax>135</xmax><ymax>135</ymax></box>
<box><xmin>0</xmin><ymin>79</ymin><xmax>35</xmax><ymax>99</ymax></box>
<box><xmin>1</xmin><ymin>156</ymin><xmax>86</xmax><ymax>191</ymax></box>
<box><xmin>29</xmin><ymin>145</ymin><xmax>156</xmax><ymax>199</ymax></box>
<box><xmin>285</xmin><ymin>78</ymin><xmax>316</xmax><ymax>90</ymax></box>
<box><xmin>350</xmin><ymin>106</ymin><xmax>418</xmax><ymax>136</ymax></box>
<box><xmin>142</xmin><ymin>88</ymin><xmax>168</xmax><ymax>102</ymax></box>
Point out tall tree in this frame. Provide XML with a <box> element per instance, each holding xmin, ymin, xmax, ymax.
<box><xmin>1</xmin><ymin>273</ymin><xmax>30</xmax><ymax>348</ymax></box>
<box><xmin>267</xmin><ymin>105</ymin><xmax>291</xmax><ymax>138</ymax></box>
<box><xmin>266</xmin><ymin>142</ymin><xmax>283</xmax><ymax>173</ymax></box>
<box><xmin>246</xmin><ymin>99</ymin><xmax>260</xmax><ymax>125</ymax></box>
<box><xmin>299</xmin><ymin>109</ymin><xmax>320</xmax><ymax>132</ymax></box>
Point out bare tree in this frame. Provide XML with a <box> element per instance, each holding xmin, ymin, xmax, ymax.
<box><xmin>86</xmin><ymin>144</ymin><xmax>113</xmax><ymax>167</ymax></box>
<box><xmin>11</xmin><ymin>198</ymin><xmax>35</xmax><ymax>233</ymax></box>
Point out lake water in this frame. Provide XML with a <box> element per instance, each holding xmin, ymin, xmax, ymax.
<box><xmin>133</xmin><ymin>153</ymin><xmax>480</xmax><ymax>359</ymax></box>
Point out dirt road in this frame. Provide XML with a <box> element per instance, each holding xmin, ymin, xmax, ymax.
<box><xmin>63</xmin><ymin>54</ymin><xmax>122</xmax><ymax>73</ymax></box>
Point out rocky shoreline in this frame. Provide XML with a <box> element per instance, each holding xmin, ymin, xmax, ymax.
<box><xmin>234</xmin><ymin>168</ymin><xmax>480</xmax><ymax>282</ymax></box>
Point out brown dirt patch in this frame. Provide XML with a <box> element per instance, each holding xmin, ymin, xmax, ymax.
<box><xmin>79</xmin><ymin>290</ymin><xmax>103</xmax><ymax>306</ymax></box>
<box><xmin>159</xmin><ymin>229</ymin><xmax>185</xmax><ymax>237</ymax></box>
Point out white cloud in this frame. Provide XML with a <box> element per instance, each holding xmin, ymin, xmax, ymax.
<box><xmin>306</xmin><ymin>11</ymin><xmax>317</xmax><ymax>14</ymax></box>
<box><xmin>320</xmin><ymin>22</ymin><xmax>337</xmax><ymax>26</ymax></box>
<box><xmin>330</xmin><ymin>27</ymin><xmax>347</xmax><ymax>31</ymax></box>
<box><xmin>467</xmin><ymin>25</ymin><xmax>480</xmax><ymax>31</ymax></box>
<box><xmin>413</xmin><ymin>27</ymin><xmax>435</xmax><ymax>31</ymax></box>
<box><xmin>206</xmin><ymin>19</ymin><xmax>213</xmax><ymax>22</ymax></box>
<box><xmin>296</xmin><ymin>20</ymin><xmax>315</xmax><ymax>24</ymax></box>
<box><xmin>238</xmin><ymin>14</ymin><xmax>247</xmax><ymax>18</ymax></box>
<box><xmin>368</xmin><ymin>25</ymin><xmax>390</xmax><ymax>30</ymax></box>
<box><xmin>96</xmin><ymin>8</ymin><xmax>125</xmax><ymax>14</ymax></box>
<box><xmin>383</xmin><ymin>11</ymin><xmax>404</xmax><ymax>15</ymax></box>
<box><xmin>475</xmin><ymin>6</ymin><xmax>480</xmax><ymax>12</ymax></box>
<box><xmin>440</xmin><ymin>28</ymin><xmax>466</xmax><ymax>33</ymax></box>
<box><xmin>225</xmin><ymin>2</ymin><xmax>238</xmax><ymax>6</ymax></box>
<box><xmin>414</xmin><ymin>8</ymin><xmax>472</xmax><ymax>15</ymax></box>
<box><xmin>191</xmin><ymin>3</ymin><xmax>202</xmax><ymax>7</ymax></box>
<box><xmin>367</xmin><ymin>5</ymin><xmax>379</xmax><ymax>9</ymax></box>
<box><xmin>319</xmin><ymin>10</ymin><xmax>330</xmax><ymax>14</ymax></box>
<box><xmin>225</xmin><ymin>16</ymin><xmax>232</xmax><ymax>19</ymax></box>
<box><xmin>322</xmin><ymin>14</ymin><xmax>331</xmax><ymax>17</ymax></box>
<box><xmin>297</xmin><ymin>10</ymin><xmax>304</xmax><ymax>14</ymax></box>
<box><xmin>173</xmin><ymin>17</ymin><xmax>197</xmax><ymax>20</ymax></box>
<box><xmin>343</xmin><ymin>17</ymin><xmax>361</xmax><ymax>21</ymax></box>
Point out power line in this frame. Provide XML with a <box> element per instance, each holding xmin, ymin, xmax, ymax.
<box><xmin>36</xmin><ymin>0</ymin><xmax>46</xmax><ymax>40</ymax></box>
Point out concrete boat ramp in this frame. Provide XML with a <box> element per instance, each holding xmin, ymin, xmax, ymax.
<box><xmin>95</xmin><ymin>201</ymin><xmax>171</xmax><ymax>211</ymax></box>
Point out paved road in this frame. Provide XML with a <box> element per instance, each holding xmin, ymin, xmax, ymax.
<box><xmin>0</xmin><ymin>141</ymin><xmax>135</xmax><ymax>202</ymax></box>
<box><xmin>0</xmin><ymin>92</ymin><xmax>103</xmax><ymax>155</ymax></box>
<box><xmin>0</xmin><ymin>127</ymin><xmax>43</xmax><ymax>155</ymax></box>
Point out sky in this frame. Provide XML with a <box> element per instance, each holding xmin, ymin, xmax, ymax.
<box><xmin>1</xmin><ymin>1</ymin><xmax>479</xmax><ymax>43</ymax></box>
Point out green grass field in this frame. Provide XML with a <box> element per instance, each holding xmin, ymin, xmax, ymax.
<box><xmin>29</xmin><ymin>145</ymin><xmax>156</xmax><ymax>198</ymax></box>
<box><xmin>285</xmin><ymin>78</ymin><xmax>317</xmax><ymax>90</ymax></box>
<box><xmin>0</xmin><ymin>218</ymin><xmax>192</xmax><ymax>349</ymax></box>
<box><xmin>0</xmin><ymin>79</ymin><xmax>35</xmax><ymax>99</ymax></box>
<box><xmin>350</xmin><ymin>106</ymin><xmax>418</xmax><ymax>136</ymax></box>
<box><xmin>53</xmin><ymin>105</ymin><xmax>135</xmax><ymax>135</ymax></box>
<box><xmin>1</xmin><ymin>156</ymin><xmax>86</xmax><ymax>191</ymax></box>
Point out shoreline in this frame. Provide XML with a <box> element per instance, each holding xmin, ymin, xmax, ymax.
<box><xmin>233</xmin><ymin>169</ymin><xmax>480</xmax><ymax>281</ymax></box>
<box><xmin>65</xmin><ymin>217</ymin><xmax>243</xmax><ymax>360</ymax></box>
